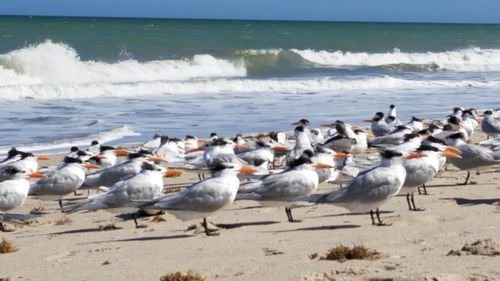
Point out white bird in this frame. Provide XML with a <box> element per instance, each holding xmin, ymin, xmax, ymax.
<box><xmin>287</xmin><ymin>126</ymin><xmax>313</xmax><ymax>164</ymax></box>
<box><xmin>404</xmin><ymin>116</ymin><xmax>424</xmax><ymax>131</ymax></box>
<box><xmin>140</xmin><ymin>163</ymin><xmax>256</xmax><ymax>236</ymax></box>
<box><xmin>238</xmin><ymin>150</ymin><xmax>337</xmax><ymax>222</ymax></box>
<box><xmin>29</xmin><ymin>157</ymin><xmax>99</xmax><ymax>209</ymax></box>
<box><xmin>83</xmin><ymin>152</ymin><xmax>167</xmax><ymax>188</ymax></box>
<box><xmin>0</xmin><ymin>151</ymin><xmax>48</xmax><ymax>182</ymax></box>
<box><xmin>445</xmin><ymin>132</ymin><xmax>500</xmax><ymax>185</ymax></box>
<box><xmin>316</xmin><ymin>150</ymin><xmax>422</xmax><ymax>225</ymax></box>
<box><xmin>385</xmin><ymin>104</ymin><xmax>402</xmax><ymax>126</ymax></box>
<box><xmin>64</xmin><ymin>162</ymin><xmax>170</xmax><ymax>228</ymax></box>
<box><xmin>400</xmin><ymin>145</ymin><xmax>461</xmax><ymax>211</ymax></box>
<box><xmin>481</xmin><ymin>110</ymin><xmax>500</xmax><ymax>139</ymax></box>
<box><xmin>1</xmin><ymin>167</ymin><xmax>46</xmax><ymax>231</ymax></box>
<box><xmin>321</xmin><ymin>121</ymin><xmax>357</xmax><ymax>153</ymax></box>
<box><xmin>367</xmin><ymin>112</ymin><xmax>394</xmax><ymax>137</ymax></box>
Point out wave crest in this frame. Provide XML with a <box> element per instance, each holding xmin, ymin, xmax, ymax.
<box><xmin>291</xmin><ymin>48</ymin><xmax>500</xmax><ymax>71</ymax></box>
<box><xmin>0</xmin><ymin>40</ymin><xmax>246</xmax><ymax>86</ymax></box>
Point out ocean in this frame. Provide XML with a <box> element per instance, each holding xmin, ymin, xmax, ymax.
<box><xmin>1</xmin><ymin>16</ymin><xmax>500</xmax><ymax>154</ymax></box>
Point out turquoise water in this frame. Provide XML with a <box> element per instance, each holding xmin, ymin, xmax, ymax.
<box><xmin>1</xmin><ymin>16</ymin><xmax>500</xmax><ymax>153</ymax></box>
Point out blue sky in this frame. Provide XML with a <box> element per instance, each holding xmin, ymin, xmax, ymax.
<box><xmin>2</xmin><ymin>0</ymin><xmax>500</xmax><ymax>24</ymax></box>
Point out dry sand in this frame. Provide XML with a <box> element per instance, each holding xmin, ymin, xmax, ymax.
<box><xmin>1</xmin><ymin>131</ymin><xmax>499</xmax><ymax>281</ymax></box>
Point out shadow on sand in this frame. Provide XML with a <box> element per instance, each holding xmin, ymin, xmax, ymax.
<box><xmin>272</xmin><ymin>224</ymin><xmax>360</xmax><ymax>233</ymax></box>
<box><xmin>442</xmin><ymin>197</ymin><xmax>500</xmax><ymax>206</ymax></box>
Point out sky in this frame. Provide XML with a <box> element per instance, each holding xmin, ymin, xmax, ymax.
<box><xmin>2</xmin><ymin>0</ymin><xmax>500</xmax><ymax>24</ymax></box>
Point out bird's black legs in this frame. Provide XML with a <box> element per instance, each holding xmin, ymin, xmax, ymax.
<box><xmin>202</xmin><ymin>217</ymin><xmax>219</xmax><ymax>236</ymax></box>
<box><xmin>132</xmin><ymin>212</ymin><xmax>146</xmax><ymax>228</ymax></box>
<box><xmin>371</xmin><ymin>209</ymin><xmax>390</xmax><ymax>226</ymax></box>
<box><xmin>410</xmin><ymin>193</ymin><xmax>424</xmax><ymax>211</ymax></box>
<box><xmin>58</xmin><ymin>200</ymin><xmax>63</xmax><ymax>210</ymax></box>
<box><xmin>0</xmin><ymin>222</ymin><xmax>5</xmax><ymax>232</ymax></box>
<box><xmin>418</xmin><ymin>184</ymin><xmax>428</xmax><ymax>195</ymax></box>
<box><xmin>285</xmin><ymin>207</ymin><xmax>301</xmax><ymax>223</ymax></box>
<box><xmin>460</xmin><ymin>171</ymin><xmax>471</xmax><ymax>185</ymax></box>
<box><xmin>406</xmin><ymin>193</ymin><xmax>412</xmax><ymax>210</ymax></box>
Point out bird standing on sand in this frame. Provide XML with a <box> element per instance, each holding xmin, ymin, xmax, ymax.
<box><xmin>140</xmin><ymin>163</ymin><xmax>256</xmax><ymax>236</ymax></box>
<box><xmin>445</xmin><ymin>132</ymin><xmax>500</xmax><ymax>185</ymax></box>
<box><xmin>29</xmin><ymin>157</ymin><xmax>99</xmax><ymax>209</ymax></box>
<box><xmin>237</xmin><ymin>150</ymin><xmax>341</xmax><ymax>223</ymax></box>
<box><xmin>63</xmin><ymin>162</ymin><xmax>171</xmax><ymax>228</ymax></box>
<box><xmin>316</xmin><ymin>150</ymin><xmax>425</xmax><ymax>225</ymax></box>
<box><xmin>1</xmin><ymin>167</ymin><xmax>46</xmax><ymax>231</ymax></box>
<box><xmin>400</xmin><ymin>145</ymin><xmax>461</xmax><ymax>211</ymax></box>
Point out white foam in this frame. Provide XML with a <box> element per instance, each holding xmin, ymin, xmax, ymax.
<box><xmin>291</xmin><ymin>48</ymin><xmax>500</xmax><ymax>71</ymax></box>
<box><xmin>0</xmin><ymin>40</ymin><xmax>246</xmax><ymax>87</ymax></box>
<box><xmin>1</xmin><ymin>76</ymin><xmax>499</xmax><ymax>101</ymax></box>
<box><xmin>0</xmin><ymin>125</ymin><xmax>140</xmax><ymax>155</ymax></box>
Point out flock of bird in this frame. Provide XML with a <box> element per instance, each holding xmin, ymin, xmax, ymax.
<box><xmin>0</xmin><ymin>105</ymin><xmax>499</xmax><ymax>236</ymax></box>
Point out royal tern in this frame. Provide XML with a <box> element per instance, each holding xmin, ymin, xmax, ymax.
<box><xmin>287</xmin><ymin>126</ymin><xmax>313</xmax><ymax>164</ymax></box>
<box><xmin>140</xmin><ymin>163</ymin><xmax>256</xmax><ymax>236</ymax></box>
<box><xmin>445</xmin><ymin>132</ymin><xmax>500</xmax><ymax>185</ymax></box>
<box><xmin>481</xmin><ymin>110</ymin><xmax>500</xmax><ymax>139</ymax></box>
<box><xmin>238</xmin><ymin>150</ymin><xmax>339</xmax><ymax>222</ymax></box>
<box><xmin>367</xmin><ymin>112</ymin><xmax>394</xmax><ymax>137</ymax></box>
<box><xmin>322</xmin><ymin>121</ymin><xmax>357</xmax><ymax>153</ymax></box>
<box><xmin>64</xmin><ymin>162</ymin><xmax>170</xmax><ymax>227</ymax></box>
<box><xmin>316</xmin><ymin>150</ymin><xmax>423</xmax><ymax>225</ymax></box>
<box><xmin>0</xmin><ymin>151</ymin><xmax>48</xmax><ymax>182</ymax></box>
<box><xmin>29</xmin><ymin>157</ymin><xmax>99</xmax><ymax>209</ymax></box>
<box><xmin>0</xmin><ymin>167</ymin><xmax>46</xmax><ymax>231</ymax></box>
<box><xmin>83</xmin><ymin>151</ymin><xmax>167</xmax><ymax>188</ymax></box>
<box><xmin>385</xmin><ymin>104</ymin><xmax>402</xmax><ymax>126</ymax></box>
<box><xmin>401</xmin><ymin>145</ymin><xmax>461</xmax><ymax>211</ymax></box>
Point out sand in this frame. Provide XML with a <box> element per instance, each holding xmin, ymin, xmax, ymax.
<box><xmin>1</xmin><ymin>131</ymin><xmax>499</xmax><ymax>281</ymax></box>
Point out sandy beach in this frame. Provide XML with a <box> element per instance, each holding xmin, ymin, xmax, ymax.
<box><xmin>0</xmin><ymin>131</ymin><xmax>498</xmax><ymax>281</ymax></box>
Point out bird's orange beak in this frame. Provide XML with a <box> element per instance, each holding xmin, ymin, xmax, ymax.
<box><xmin>335</xmin><ymin>152</ymin><xmax>350</xmax><ymax>158</ymax></box>
<box><xmin>363</xmin><ymin>119</ymin><xmax>372</xmax><ymax>123</ymax></box>
<box><xmin>446</xmin><ymin>146</ymin><xmax>462</xmax><ymax>155</ymax></box>
<box><xmin>320</xmin><ymin>123</ymin><xmax>334</xmax><ymax>127</ymax></box>
<box><xmin>186</xmin><ymin>147</ymin><xmax>205</xmax><ymax>154</ymax></box>
<box><xmin>148</xmin><ymin>155</ymin><xmax>168</xmax><ymax>163</ymax></box>
<box><xmin>239</xmin><ymin>166</ymin><xmax>257</xmax><ymax>174</ymax></box>
<box><xmin>314</xmin><ymin>163</ymin><xmax>335</xmax><ymax>169</ymax></box>
<box><xmin>476</xmin><ymin>117</ymin><xmax>483</xmax><ymax>123</ymax></box>
<box><xmin>115</xmin><ymin>148</ymin><xmax>129</xmax><ymax>157</ymax></box>
<box><xmin>165</xmin><ymin>169</ymin><xmax>182</xmax><ymax>177</ymax></box>
<box><xmin>37</xmin><ymin>156</ymin><xmax>50</xmax><ymax>161</ymax></box>
<box><xmin>95</xmin><ymin>154</ymin><xmax>106</xmax><ymax>159</ymax></box>
<box><xmin>234</xmin><ymin>143</ymin><xmax>247</xmax><ymax>150</ymax></box>
<box><xmin>442</xmin><ymin>151</ymin><xmax>462</xmax><ymax>159</ymax></box>
<box><xmin>406</xmin><ymin>152</ymin><xmax>427</xmax><ymax>159</ymax></box>
<box><xmin>29</xmin><ymin>171</ymin><xmax>47</xmax><ymax>178</ymax></box>
<box><xmin>271</xmin><ymin>145</ymin><xmax>288</xmax><ymax>152</ymax></box>
<box><xmin>84</xmin><ymin>163</ymin><xmax>100</xmax><ymax>169</ymax></box>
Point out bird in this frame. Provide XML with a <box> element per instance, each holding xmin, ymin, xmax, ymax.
<box><xmin>1</xmin><ymin>167</ymin><xmax>47</xmax><ymax>231</ymax></box>
<box><xmin>0</xmin><ymin>151</ymin><xmax>48</xmax><ymax>182</ymax></box>
<box><xmin>29</xmin><ymin>157</ymin><xmax>99</xmax><ymax>209</ymax></box>
<box><xmin>367</xmin><ymin>112</ymin><xmax>394</xmax><ymax>137</ymax></box>
<box><xmin>139</xmin><ymin>163</ymin><xmax>256</xmax><ymax>236</ymax></box>
<box><xmin>322</xmin><ymin>121</ymin><xmax>357</xmax><ymax>153</ymax></box>
<box><xmin>82</xmin><ymin>151</ymin><xmax>168</xmax><ymax>188</ymax></box>
<box><xmin>316</xmin><ymin>150</ymin><xmax>424</xmax><ymax>225</ymax></box>
<box><xmin>63</xmin><ymin>162</ymin><xmax>170</xmax><ymax>228</ymax></box>
<box><xmin>287</xmin><ymin>126</ymin><xmax>313</xmax><ymax>164</ymax></box>
<box><xmin>444</xmin><ymin>132</ymin><xmax>500</xmax><ymax>185</ymax></box>
<box><xmin>385</xmin><ymin>104</ymin><xmax>402</xmax><ymax>126</ymax></box>
<box><xmin>481</xmin><ymin>110</ymin><xmax>500</xmax><ymax>139</ymax></box>
<box><xmin>400</xmin><ymin>144</ymin><xmax>461</xmax><ymax>211</ymax></box>
<box><xmin>237</xmin><ymin>150</ymin><xmax>338</xmax><ymax>222</ymax></box>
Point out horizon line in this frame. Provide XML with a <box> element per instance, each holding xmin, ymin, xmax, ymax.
<box><xmin>1</xmin><ymin>13</ymin><xmax>499</xmax><ymax>26</ymax></box>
